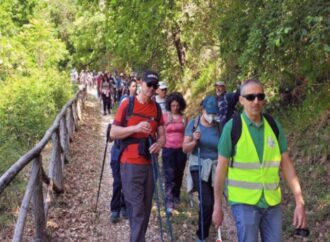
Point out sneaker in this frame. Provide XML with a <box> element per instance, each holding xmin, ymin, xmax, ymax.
<box><xmin>110</xmin><ymin>211</ymin><xmax>120</xmax><ymax>223</ymax></box>
<box><xmin>196</xmin><ymin>239</ymin><xmax>205</xmax><ymax>242</ymax></box>
<box><xmin>166</xmin><ymin>207</ymin><xmax>173</xmax><ymax>216</ymax></box>
<box><xmin>120</xmin><ymin>208</ymin><xmax>128</xmax><ymax>219</ymax></box>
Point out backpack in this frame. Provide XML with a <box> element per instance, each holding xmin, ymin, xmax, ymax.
<box><xmin>229</xmin><ymin>113</ymin><xmax>279</xmax><ymax>167</ymax></box>
<box><xmin>110</xmin><ymin>95</ymin><xmax>162</xmax><ymax>161</ymax></box>
<box><xmin>165</xmin><ymin>112</ymin><xmax>187</xmax><ymax>127</ymax></box>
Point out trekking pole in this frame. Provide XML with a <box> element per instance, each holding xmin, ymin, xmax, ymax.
<box><xmin>216</xmin><ymin>227</ymin><xmax>222</xmax><ymax>242</ymax></box>
<box><xmin>197</xmin><ymin>146</ymin><xmax>205</xmax><ymax>240</ymax></box>
<box><xmin>150</xmin><ymin>143</ymin><xmax>164</xmax><ymax>242</ymax></box>
<box><xmin>149</xmin><ymin>137</ymin><xmax>175</xmax><ymax>242</ymax></box>
<box><xmin>94</xmin><ymin>123</ymin><xmax>111</xmax><ymax>212</ymax></box>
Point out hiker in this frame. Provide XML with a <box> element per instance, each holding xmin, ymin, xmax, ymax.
<box><xmin>182</xmin><ymin>96</ymin><xmax>221</xmax><ymax>242</ymax></box>
<box><xmin>99</xmin><ymin>75</ymin><xmax>112</xmax><ymax>115</ymax></box>
<box><xmin>109</xmin><ymin>78</ymin><xmax>139</xmax><ymax>223</ymax></box>
<box><xmin>115</xmin><ymin>73</ymin><xmax>124</xmax><ymax>103</ymax></box>
<box><xmin>110</xmin><ymin>71</ymin><xmax>165</xmax><ymax>242</ymax></box>
<box><xmin>120</xmin><ymin>79</ymin><xmax>137</xmax><ymax>103</ymax></box>
<box><xmin>136</xmin><ymin>76</ymin><xmax>143</xmax><ymax>95</ymax></box>
<box><xmin>215</xmin><ymin>80</ymin><xmax>240</xmax><ymax>127</ymax></box>
<box><xmin>213</xmin><ymin>78</ymin><xmax>307</xmax><ymax>242</ymax></box>
<box><xmin>155</xmin><ymin>81</ymin><xmax>168</xmax><ymax>112</ymax></box>
<box><xmin>162</xmin><ymin>92</ymin><xmax>187</xmax><ymax>215</ymax></box>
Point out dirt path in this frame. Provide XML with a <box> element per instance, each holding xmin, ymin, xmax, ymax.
<box><xmin>47</xmin><ymin>88</ymin><xmax>237</xmax><ymax>242</ymax></box>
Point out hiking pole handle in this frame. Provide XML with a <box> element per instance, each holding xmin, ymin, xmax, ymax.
<box><xmin>106</xmin><ymin>123</ymin><xmax>112</xmax><ymax>142</ymax></box>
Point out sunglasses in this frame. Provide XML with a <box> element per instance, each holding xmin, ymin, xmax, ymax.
<box><xmin>146</xmin><ymin>81</ymin><xmax>159</xmax><ymax>89</ymax></box>
<box><xmin>243</xmin><ymin>93</ymin><xmax>266</xmax><ymax>101</ymax></box>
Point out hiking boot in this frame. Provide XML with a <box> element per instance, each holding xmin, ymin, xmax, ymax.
<box><xmin>110</xmin><ymin>211</ymin><xmax>120</xmax><ymax>223</ymax></box>
<box><xmin>120</xmin><ymin>208</ymin><xmax>128</xmax><ymax>219</ymax></box>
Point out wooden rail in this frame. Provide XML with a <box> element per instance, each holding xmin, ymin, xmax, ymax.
<box><xmin>0</xmin><ymin>87</ymin><xmax>87</xmax><ymax>241</ymax></box>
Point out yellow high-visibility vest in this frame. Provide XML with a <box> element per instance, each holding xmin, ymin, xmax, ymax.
<box><xmin>228</xmin><ymin>115</ymin><xmax>282</xmax><ymax>206</ymax></box>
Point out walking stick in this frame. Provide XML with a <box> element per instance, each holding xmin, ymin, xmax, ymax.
<box><xmin>216</xmin><ymin>227</ymin><xmax>222</xmax><ymax>242</ymax></box>
<box><xmin>149</xmin><ymin>138</ymin><xmax>164</xmax><ymax>242</ymax></box>
<box><xmin>149</xmin><ymin>137</ymin><xmax>175</xmax><ymax>242</ymax></box>
<box><xmin>94</xmin><ymin>123</ymin><xmax>112</xmax><ymax>212</ymax></box>
<box><xmin>197</xmin><ymin>146</ymin><xmax>205</xmax><ymax>240</ymax></box>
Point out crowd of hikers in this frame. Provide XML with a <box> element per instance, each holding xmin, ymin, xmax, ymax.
<box><xmin>77</xmin><ymin>69</ymin><xmax>309</xmax><ymax>242</ymax></box>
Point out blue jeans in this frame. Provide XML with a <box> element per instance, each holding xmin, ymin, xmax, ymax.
<box><xmin>231</xmin><ymin>204</ymin><xmax>282</xmax><ymax>242</ymax></box>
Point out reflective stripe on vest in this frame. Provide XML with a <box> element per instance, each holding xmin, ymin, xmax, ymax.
<box><xmin>228</xmin><ymin>115</ymin><xmax>282</xmax><ymax>206</ymax></box>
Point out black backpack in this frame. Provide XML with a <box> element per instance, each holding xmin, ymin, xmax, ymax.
<box><xmin>230</xmin><ymin>113</ymin><xmax>279</xmax><ymax>167</ymax></box>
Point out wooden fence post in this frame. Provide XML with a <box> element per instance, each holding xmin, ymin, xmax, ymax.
<box><xmin>49</xmin><ymin>130</ymin><xmax>63</xmax><ymax>192</ymax></box>
<box><xmin>66</xmin><ymin>107</ymin><xmax>73</xmax><ymax>142</ymax></box>
<box><xmin>32</xmin><ymin>155</ymin><xmax>47</xmax><ymax>242</ymax></box>
<box><xmin>60</xmin><ymin>116</ymin><xmax>70</xmax><ymax>164</ymax></box>
<box><xmin>13</xmin><ymin>156</ymin><xmax>40</xmax><ymax>242</ymax></box>
<box><xmin>72</xmin><ymin>100</ymin><xmax>78</xmax><ymax>128</ymax></box>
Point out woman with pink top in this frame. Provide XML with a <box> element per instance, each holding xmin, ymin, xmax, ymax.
<box><xmin>162</xmin><ymin>92</ymin><xmax>187</xmax><ymax>214</ymax></box>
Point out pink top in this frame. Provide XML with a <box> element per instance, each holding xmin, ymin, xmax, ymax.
<box><xmin>163</xmin><ymin>112</ymin><xmax>186</xmax><ymax>149</ymax></box>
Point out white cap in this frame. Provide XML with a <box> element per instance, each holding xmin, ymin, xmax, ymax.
<box><xmin>215</xmin><ymin>81</ymin><xmax>225</xmax><ymax>86</ymax></box>
<box><xmin>159</xmin><ymin>81</ymin><xmax>168</xmax><ymax>89</ymax></box>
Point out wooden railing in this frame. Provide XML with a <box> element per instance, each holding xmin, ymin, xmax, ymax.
<box><xmin>0</xmin><ymin>87</ymin><xmax>87</xmax><ymax>241</ymax></box>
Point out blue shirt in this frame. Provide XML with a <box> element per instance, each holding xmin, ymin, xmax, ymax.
<box><xmin>185</xmin><ymin>118</ymin><xmax>220</xmax><ymax>160</ymax></box>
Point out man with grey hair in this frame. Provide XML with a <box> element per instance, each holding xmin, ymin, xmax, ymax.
<box><xmin>214</xmin><ymin>80</ymin><xmax>240</xmax><ymax>127</ymax></box>
<box><xmin>213</xmin><ymin>78</ymin><xmax>307</xmax><ymax>242</ymax></box>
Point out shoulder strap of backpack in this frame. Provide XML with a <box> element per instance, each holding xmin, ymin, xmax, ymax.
<box><xmin>182</xmin><ymin>115</ymin><xmax>187</xmax><ymax>127</ymax></box>
<box><xmin>192</xmin><ymin>115</ymin><xmax>200</xmax><ymax>132</ymax></box>
<box><xmin>263</xmin><ymin>113</ymin><xmax>279</xmax><ymax>140</ymax></box>
<box><xmin>126</xmin><ymin>96</ymin><xmax>162</xmax><ymax>125</ymax></box>
<box><xmin>230</xmin><ymin>114</ymin><xmax>242</xmax><ymax>167</ymax></box>
<box><xmin>155</xmin><ymin>102</ymin><xmax>162</xmax><ymax>125</ymax></box>
<box><xmin>123</xmin><ymin>95</ymin><xmax>135</xmax><ymax>126</ymax></box>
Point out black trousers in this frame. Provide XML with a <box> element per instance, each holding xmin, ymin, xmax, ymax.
<box><xmin>102</xmin><ymin>94</ymin><xmax>111</xmax><ymax>113</ymax></box>
<box><xmin>110</xmin><ymin>160</ymin><xmax>126</xmax><ymax>212</ymax></box>
<box><xmin>162</xmin><ymin>147</ymin><xmax>187</xmax><ymax>208</ymax></box>
<box><xmin>191</xmin><ymin>171</ymin><xmax>214</xmax><ymax>240</ymax></box>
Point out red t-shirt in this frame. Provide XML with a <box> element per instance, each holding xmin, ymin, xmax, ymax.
<box><xmin>113</xmin><ymin>97</ymin><xmax>164</xmax><ymax>164</ymax></box>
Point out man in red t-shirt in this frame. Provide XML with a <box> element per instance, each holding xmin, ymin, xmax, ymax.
<box><xmin>110</xmin><ymin>71</ymin><xmax>165</xmax><ymax>242</ymax></box>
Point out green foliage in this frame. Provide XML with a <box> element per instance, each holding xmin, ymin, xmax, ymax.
<box><xmin>0</xmin><ymin>0</ymin><xmax>74</xmax><ymax>174</ymax></box>
<box><xmin>217</xmin><ymin>0</ymin><xmax>330</xmax><ymax>89</ymax></box>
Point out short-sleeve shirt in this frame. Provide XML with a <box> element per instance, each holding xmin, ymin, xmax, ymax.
<box><xmin>218</xmin><ymin>112</ymin><xmax>288</xmax><ymax>207</ymax></box>
<box><xmin>113</xmin><ymin>97</ymin><xmax>164</xmax><ymax>165</ymax></box>
<box><xmin>185</xmin><ymin>118</ymin><xmax>220</xmax><ymax>160</ymax></box>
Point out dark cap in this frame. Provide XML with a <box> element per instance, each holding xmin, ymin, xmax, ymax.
<box><xmin>143</xmin><ymin>71</ymin><xmax>159</xmax><ymax>83</ymax></box>
<box><xmin>202</xmin><ymin>96</ymin><xmax>219</xmax><ymax>115</ymax></box>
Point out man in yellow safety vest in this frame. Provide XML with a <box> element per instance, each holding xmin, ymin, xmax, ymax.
<box><xmin>212</xmin><ymin>78</ymin><xmax>307</xmax><ymax>242</ymax></box>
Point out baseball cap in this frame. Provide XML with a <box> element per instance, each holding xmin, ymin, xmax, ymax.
<box><xmin>202</xmin><ymin>96</ymin><xmax>219</xmax><ymax>115</ymax></box>
<box><xmin>215</xmin><ymin>81</ymin><xmax>225</xmax><ymax>86</ymax></box>
<box><xmin>143</xmin><ymin>71</ymin><xmax>160</xmax><ymax>83</ymax></box>
<box><xmin>159</xmin><ymin>81</ymin><xmax>168</xmax><ymax>89</ymax></box>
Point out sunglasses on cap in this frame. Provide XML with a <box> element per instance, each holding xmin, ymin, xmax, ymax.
<box><xmin>146</xmin><ymin>81</ymin><xmax>159</xmax><ymax>89</ymax></box>
<box><xmin>243</xmin><ymin>93</ymin><xmax>266</xmax><ymax>101</ymax></box>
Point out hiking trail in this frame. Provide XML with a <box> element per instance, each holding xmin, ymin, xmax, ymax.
<box><xmin>47</xmin><ymin>88</ymin><xmax>237</xmax><ymax>242</ymax></box>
